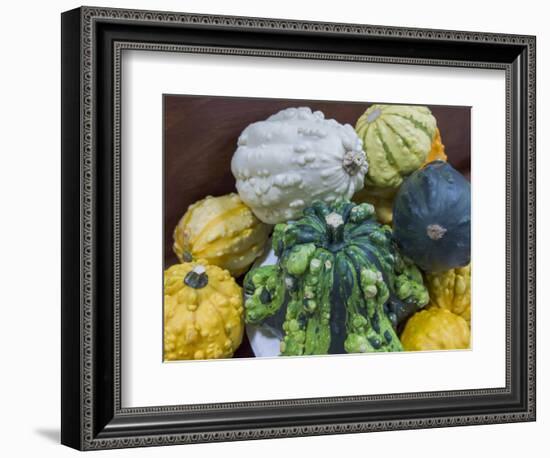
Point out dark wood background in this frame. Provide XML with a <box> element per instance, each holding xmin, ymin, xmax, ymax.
<box><xmin>164</xmin><ymin>95</ymin><xmax>471</xmax><ymax>357</ymax></box>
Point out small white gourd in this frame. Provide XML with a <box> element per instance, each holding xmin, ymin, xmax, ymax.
<box><xmin>231</xmin><ymin>107</ymin><xmax>368</xmax><ymax>224</ymax></box>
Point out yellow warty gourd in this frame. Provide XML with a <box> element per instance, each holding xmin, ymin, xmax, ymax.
<box><xmin>426</xmin><ymin>264</ymin><xmax>471</xmax><ymax>324</ymax></box>
<box><xmin>164</xmin><ymin>261</ymin><xmax>244</xmax><ymax>360</ymax></box>
<box><xmin>353</xmin><ymin>128</ymin><xmax>447</xmax><ymax>225</ymax></box>
<box><xmin>400</xmin><ymin>308</ymin><xmax>470</xmax><ymax>351</ymax></box>
<box><xmin>173</xmin><ymin>193</ymin><xmax>271</xmax><ymax>277</ymax></box>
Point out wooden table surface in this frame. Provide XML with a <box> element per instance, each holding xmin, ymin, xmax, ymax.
<box><xmin>163</xmin><ymin>95</ymin><xmax>471</xmax><ymax>357</ymax></box>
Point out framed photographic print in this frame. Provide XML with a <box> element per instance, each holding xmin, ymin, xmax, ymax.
<box><xmin>61</xmin><ymin>6</ymin><xmax>536</xmax><ymax>450</ymax></box>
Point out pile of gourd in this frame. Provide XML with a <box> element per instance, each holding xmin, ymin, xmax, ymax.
<box><xmin>164</xmin><ymin>105</ymin><xmax>471</xmax><ymax>360</ymax></box>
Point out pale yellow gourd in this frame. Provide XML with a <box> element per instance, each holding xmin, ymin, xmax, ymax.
<box><xmin>173</xmin><ymin>193</ymin><xmax>271</xmax><ymax>277</ymax></box>
<box><xmin>164</xmin><ymin>261</ymin><xmax>244</xmax><ymax>360</ymax></box>
<box><xmin>400</xmin><ymin>308</ymin><xmax>470</xmax><ymax>351</ymax></box>
<box><xmin>355</xmin><ymin>104</ymin><xmax>437</xmax><ymax>189</ymax></box>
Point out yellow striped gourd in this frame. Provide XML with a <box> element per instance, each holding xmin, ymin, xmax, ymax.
<box><xmin>173</xmin><ymin>193</ymin><xmax>271</xmax><ymax>277</ymax></box>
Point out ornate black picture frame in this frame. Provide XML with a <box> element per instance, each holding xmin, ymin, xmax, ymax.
<box><xmin>61</xmin><ymin>6</ymin><xmax>536</xmax><ymax>450</ymax></box>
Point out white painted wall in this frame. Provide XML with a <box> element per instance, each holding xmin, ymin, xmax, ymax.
<box><xmin>0</xmin><ymin>0</ymin><xmax>545</xmax><ymax>456</ymax></box>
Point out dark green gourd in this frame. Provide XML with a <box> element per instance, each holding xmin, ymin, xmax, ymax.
<box><xmin>244</xmin><ymin>199</ymin><xmax>429</xmax><ymax>356</ymax></box>
<box><xmin>392</xmin><ymin>161</ymin><xmax>471</xmax><ymax>273</ymax></box>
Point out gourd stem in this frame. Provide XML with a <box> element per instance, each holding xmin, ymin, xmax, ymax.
<box><xmin>184</xmin><ymin>264</ymin><xmax>209</xmax><ymax>289</ymax></box>
<box><xmin>325</xmin><ymin>212</ymin><xmax>345</xmax><ymax>244</ymax></box>
<box><xmin>182</xmin><ymin>251</ymin><xmax>193</xmax><ymax>262</ymax></box>
<box><xmin>342</xmin><ymin>151</ymin><xmax>366</xmax><ymax>176</ymax></box>
<box><xmin>367</xmin><ymin>108</ymin><xmax>382</xmax><ymax>123</ymax></box>
<box><xmin>426</xmin><ymin>224</ymin><xmax>447</xmax><ymax>241</ymax></box>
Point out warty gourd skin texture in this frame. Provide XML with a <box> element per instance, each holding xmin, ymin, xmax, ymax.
<box><xmin>243</xmin><ymin>199</ymin><xmax>429</xmax><ymax>356</ymax></box>
<box><xmin>232</xmin><ymin>107</ymin><xmax>369</xmax><ymax>224</ymax></box>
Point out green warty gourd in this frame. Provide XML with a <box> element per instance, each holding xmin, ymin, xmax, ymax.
<box><xmin>244</xmin><ymin>199</ymin><xmax>429</xmax><ymax>356</ymax></box>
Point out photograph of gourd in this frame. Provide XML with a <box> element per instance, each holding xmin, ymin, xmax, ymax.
<box><xmin>163</xmin><ymin>95</ymin><xmax>471</xmax><ymax>361</ymax></box>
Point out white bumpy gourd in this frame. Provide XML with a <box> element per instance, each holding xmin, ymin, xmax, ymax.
<box><xmin>231</xmin><ymin>107</ymin><xmax>368</xmax><ymax>224</ymax></box>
